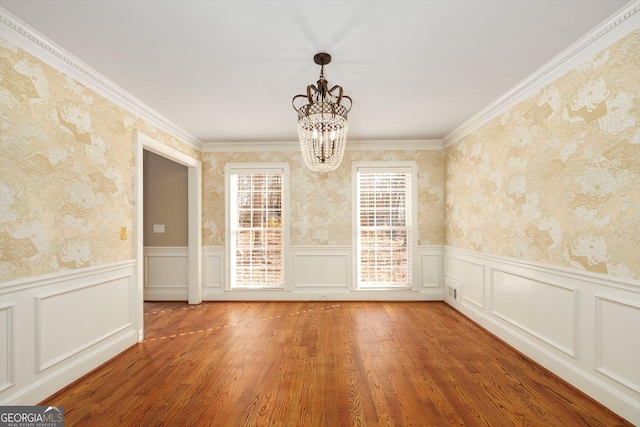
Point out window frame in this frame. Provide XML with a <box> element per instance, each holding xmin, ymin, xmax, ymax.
<box><xmin>352</xmin><ymin>161</ymin><xmax>418</xmax><ymax>290</ymax></box>
<box><xmin>225</xmin><ymin>163</ymin><xmax>290</xmax><ymax>290</ymax></box>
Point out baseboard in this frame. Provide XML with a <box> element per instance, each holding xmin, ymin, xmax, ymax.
<box><xmin>5</xmin><ymin>331</ymin><xmax>137</xmax><ymax>405</ymax></box>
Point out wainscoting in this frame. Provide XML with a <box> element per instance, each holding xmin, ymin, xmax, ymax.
<box><xmin>144</xmin><ymin>247</ymin><xmax>189</xmax><ymax>300</ymax></box>
<box><xmin>206</xmin><ymin>245</ymin><xmax>443</xmax><ymax>300</ymax></box>
<box><xmin>145</xmin><ymin>246</ymin><xmax>443</xmax><ymax>301</ymax></box>
<box><xmin>443</xmin><ymin>247</ymin><xmax>640</xmax><ymax>425</ymax></box>
<box><xmin>0</xmin><ymin>261</ymin><xmax>137</xmax><ymax>405</ymax></box>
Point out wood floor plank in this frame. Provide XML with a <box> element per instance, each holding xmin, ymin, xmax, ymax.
<box><xmin>42</xmin><ymin>301</ymin><xmax>633</xmax><ymax>426</ymax></box>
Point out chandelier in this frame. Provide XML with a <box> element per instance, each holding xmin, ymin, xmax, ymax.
<box><xmin>292</xmin><ymin>53</ymin><xmax>352</xmax><ymax>172</ymax></box>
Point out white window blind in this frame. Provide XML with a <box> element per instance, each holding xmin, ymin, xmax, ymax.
<box><xmin>229</xmin><ymin>171</ymin><xmax>284</xmax><ymax>288</ymax></box>
<box><xmin>357</xmin><ymin>169</ymin><xmax>412</xmax><ymax>288</ymax></box>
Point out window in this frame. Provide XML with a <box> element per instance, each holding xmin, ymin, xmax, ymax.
<box><xmin>354</xmin><ymin>163</ymin><xmax>416</xmax><ymax>289</ymax></box>
<box><xmin>226</xmin><ymin>164</ymin><xmax>289</xmax><ymax>289</ymax></box>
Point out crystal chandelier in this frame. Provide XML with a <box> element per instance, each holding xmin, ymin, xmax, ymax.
<box><xmin>292</xmin><ymin>53</ymin><xmax>352</xmax><ymax>172</ymax></box>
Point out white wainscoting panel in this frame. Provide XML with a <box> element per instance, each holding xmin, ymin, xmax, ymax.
<box><xmin>444</xmin><ymin>246</ymin><xmax>640</xmax><ymax>425</ymax></box>
<box><xmin>36</xmin><ymin>276</ymin><xmax>133</xmax><ymax>371</ymax></box>
<box><xmin>0</xmin><ymin>261</ymin><xmax>137</xmax><ymax>406</ymax></box>
<box><xmin>444</xmin><ymin>275</ymin><xmax>462</xmax><ymax>301</ymax></box>
<box><xmin>203</xmin><ymin>246</ymin><xmax>224</xmax><ymax>291</ymax></box>
<box><xmin>202</xmin><ymin>245</ymin><xmax>442</xmax><ymax>300</ymax></box>
<box><xmin>292</xmin><ymin>246</ymin><xmax>351</xmax><ymax>288</ymax></box>
<box><xmin>144</xmin><ymin>247</ymin><xmax>188</xmax><ymax>300</ymax></box>
<box><xmin>595</xmin><ymin>294</ymin><xmax>640</xmax><ymax>393</ymax></box>
<box><xmin>491</xmin><ymin>268</ymin><xmax>578</xmax><ymax>357</ymax></box>
<box><xmin>418</xmin><ymin>247</ymin><xmax>443</xmax><ymax>289</ymax></box>
<box><xmin>0</xmin><ymin>304</ymin><xmax>14</xmax><ymax>393</ymax></box>
<box><xmin>444</xmin><ymin>255</ymin><xmax>485</xmax><ymax>308</ymax></box>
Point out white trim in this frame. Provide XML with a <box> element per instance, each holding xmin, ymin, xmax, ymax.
<box><xmin>0</xmin><ymin>261</ymin><xmax>137</xmax><ymax>405</ymax></box>
<box><xmin>202</xmin><ymin>246</ymin><xmax>225</xmax><ymax>294</ymax></box>
<box><xmin>202</xmin><ymin>244</ymin><xmax>442</xmax><ymax>300</ymax></box>
<box><xmin>1</xmin><ymin>330</ymin><xmax>136</xmax><ymax>406</ymax></box>
<box><xmin>187</xmin><ymin>164</ymin><xmax>203</xmax><ymax>304</ymax></box>
<box><xmin>34</xmin><ymin>269</ymin><xmax>135</xmax><ymax>372</ymax></box>
<box><xmin>489</xmin><ymin>267</ymin><xmax>579</xmax><ymax>358</ymax></box>
<box><xmin>291</xmin><ymin>246</ymin><xmax>353</xmax><ymax>289</ymax></box>
<box><xmin>417</xmin><ymin>246</ymin><xmax>444</xmax><ymax>289</ymax></box>
<box><xmin>594</xmin><ymin>293</ymin><xmax>640</xmax><ymax>393</ymax></box>
<box><xmin>445</xmin><ymin>247</ymin><xmax>640</xmax><ymax>291</ymax></box>
<box><xmin>444</xmin><ymin>246</ymin><xmax>640</xmax><ymax>424</ymax></box>
<box><xmin>203</xmin><ymin>139</ymin><xmax>443</xmax><ymax>153</ymax></box>
<box><xmin>443</xmin><ymin>0</ymin><xmax>640</xmax><ymax>147</ymax></box>
<box><xmin>0</xmin><ymin>303</ymin><xmax>14</xmax><ymax>393</ymax></box>
<box><xmin>224</xmin><ymin>163</ymin><xmax>290</xmax><ymax>291</ymax></box>
<box><xmin>0</xmin><ymin>260</ymin><xmax>135</xmax><ymax>294</ymax></box>
<box><xmin>352</xmin><ymin>161</ymin><xmax>419</xmax><ymax>290</ymax></box>
<box><xmin>445</xmin><ymin>255</ymin><xmax>486</xmax><ymax>307</ymax></box>
<box><xmin>0</xmin><ymin>8</ymin><xmax>201</xmax><ymax>150</ymax></box>
<box><xmin>135</xmin><ymin>131</ymin><xmax>202</xmax><ymax>339</ymax></box>
<box><xmin>143</xmin><ymin>246</ymin><xmax>189</xmax><ymax>301</ymax></box>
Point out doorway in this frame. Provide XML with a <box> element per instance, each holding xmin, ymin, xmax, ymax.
<box><xmin>135</xmin><ymin>131</ymin><xmax>202</xmax><ymax>342</ymax></box>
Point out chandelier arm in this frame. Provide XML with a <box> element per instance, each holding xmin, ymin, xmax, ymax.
<box><xmin>291</xmin><ymin>94</ymin><xmax>309</xmax><ymax>111</ymax></box>
<box><xmin>327</xmin><ymin>85</ymin><xmax>343</xmax><ymax>104</ymax></box>
<box><xmin>308</xmin><ymin>84</ymin><xmax>321</xmax><ymax>103</ymax></box>
<box><xmin>341</xmin><ymin>95</ymin><xmax>353</xmax><ymax>113</ymax></box>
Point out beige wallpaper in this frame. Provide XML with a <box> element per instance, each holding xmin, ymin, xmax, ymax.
<box><xmin>202</xmin><ymin>149</ymin><xmax>444</xmax><ymax>247</ymax></box>
<box><xmin>4</xmin><ymin>26</ymin><xmax>635</xmax><ymax>284</ymax></box>
<box><xmin>444</xmin><ymin>30</ymin><xmax>640</xmax><ymax>280</ymax></box>
<box><xmin>0</xmin><ymin>36</ymin><xmax>198</xmax><ymax>282</ymax></box>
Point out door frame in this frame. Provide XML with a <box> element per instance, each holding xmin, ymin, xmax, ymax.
<box><xmin>135</xmin><ymin>131</ymin><xmax>202</xmax><ymax>341</ymax></box>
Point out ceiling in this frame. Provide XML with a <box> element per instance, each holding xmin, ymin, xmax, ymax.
<box><xmin>0</xmin><ymin>0</ymin><xmax>632</xmax><ymax>143</ymax></box>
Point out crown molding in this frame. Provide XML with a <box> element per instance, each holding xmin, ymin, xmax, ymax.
<box><xmin>442</xmin><ymin>0</ymin><xmax>640</xmax><ymax>148</ymax></box>
<box><xmin>0</xmin><ymin>8</ymin><xmax>202</xmax><ymax>151</ymax></box>
<box><xmin>202</xmin><ymin>140</ymin><xmax>298</xmax><ymax>153</ymax></box>
<box><xmin>349</xmin><ymin>139</ymin><xmax>442</xmax><ymax>151</ymax></box>
<box><xmin>201</xmin><ymin>139</ymin><xmax>442</xmax><ymax>153</ymax></box>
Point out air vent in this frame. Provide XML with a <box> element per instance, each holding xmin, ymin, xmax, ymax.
<box><xmin>448</xmin><ymin>285</ymin><xmax>458</xmax><ymax>300</ymax></box>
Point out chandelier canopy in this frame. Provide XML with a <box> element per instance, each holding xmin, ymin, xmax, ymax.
<box><xmin>292</xmin><ymin>53</ymin><xmax>352</xmax><ymax>172</ymax></box>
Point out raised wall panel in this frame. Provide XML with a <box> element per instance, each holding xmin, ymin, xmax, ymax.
<box><xmin>595</xmin><ymin>294</ymin><xmax>640</xmax><ymax>393</ymax></box>
<box><xmin>0</xmin><ymin>261</ymin><xmax>136</xmax><ymax>405</ymax></box>
<box><xmin>419</xmin><ymin>250</ymin><xmax>442</xmax><ymax>288</ymax></box>
<box><xmin>292</xmin><ymin>247</ymin><xmax>351</xmax><ymax>288</ymax></box>
<box><xmin>0</xmin><ymin>304</ymin><xmax>14</xmax><ymax>392</ymax></box>
<box><xmin>444</xmin><ymin>275</ymin><xmax>462</xmax><ymax>300</ymax></box>
<box><xmin>202</xmin><ymin>245</ymin><xmax>439</xmax><ymax>300</ymax></box>
<box><xmin>444</xmin><ymin>247</ymin><xmax>640</xmax><ymax>425</ymax></box>
<box><xmin>144</xmin><ymin>247</ymin><xmax>188</xmax><ymax>300</ymax></box>
<box><xmin>203</xmin><ymin>247</ymin><xmax>224</xmax><ymax>289</ymax></box>
<box><xmin>36</xmin><ymin>276</ymin><xmax>133</xmax><ymax>371</ymax></box>
<box><xmin>491</xmin><ymin>268</ymin><xmax>577</xmax><ymax>357</ymax></box>
<box><xmin>445</xmin><ymin>256</ymin><xmax>485</xmax><ymax>308</ymax></box>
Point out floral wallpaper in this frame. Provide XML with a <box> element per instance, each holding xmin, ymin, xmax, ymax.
<box><xmin>202</xmin><ymin>149</ymin><xmax>444</xmax><ymax>247</ymax></box>
<box><xmin>444</xmin><ymin>30</ymin><xmax>640</xmax><ymax>280</ymax></box>
<box><xmin>0</xmin><ymin>36</ymin><xmax>198</xmax><ymax>283</ymax></box>
<box><xmin>3</xmin><ymin>25</ymin><xmax>636</xmax><ymax>284</ymax></box>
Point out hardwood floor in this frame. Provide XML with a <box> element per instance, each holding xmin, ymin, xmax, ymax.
<box><xmin>42</xmin><ymin>301</ymin><xmax>632</xmax><ymax>426</ymax></box>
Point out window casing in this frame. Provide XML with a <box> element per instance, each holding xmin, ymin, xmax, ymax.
<box><xmin>354</xmin><ymin>162</ymin><xmax>417</xmax><ymax>289</ymax></box>
<box><xmin>226</xmin><ymin>164</ymin><xmax>289</xmax><ymax>289</ymax></box>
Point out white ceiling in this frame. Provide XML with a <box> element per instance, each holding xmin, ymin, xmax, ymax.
<box><xmin>0</xmin><ymin>0</ymin><xmax>632</xmax><ymax>143</ymax></box>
